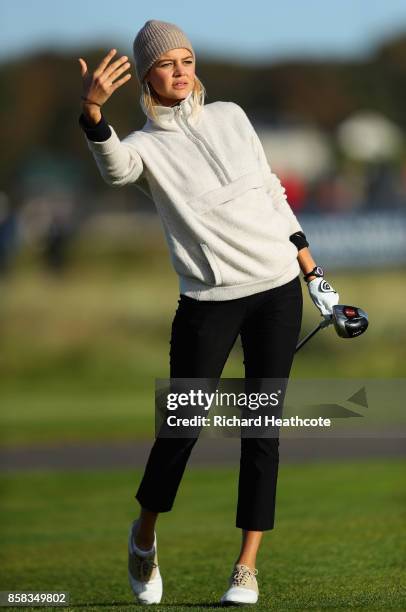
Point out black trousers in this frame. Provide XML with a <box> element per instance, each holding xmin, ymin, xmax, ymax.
<box><xmin>135</xmin><ymin>274</ymin><xmax>303</xmax><ymax>531</ymax></box>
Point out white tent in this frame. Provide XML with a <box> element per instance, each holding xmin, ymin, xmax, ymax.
<box><xmin>337</xmin><ymin>111</ymin><xmax>403</xmax><ymax>161</ymax></box>
<box><xmin>257</xmin><ymin>125</ymin><xmax>333</xmax><ymax>181</ymax></box>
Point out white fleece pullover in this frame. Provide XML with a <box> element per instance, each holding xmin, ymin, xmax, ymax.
<box><xmin>82</xmin><ymin>91</ymin><xmax>305</xmax><ymax>300</ymax></box>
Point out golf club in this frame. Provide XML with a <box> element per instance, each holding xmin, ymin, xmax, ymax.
<box><xmin>295</xmin><ymin>304</ymin><xmax>369</xmax><ymax>353</ymax></box>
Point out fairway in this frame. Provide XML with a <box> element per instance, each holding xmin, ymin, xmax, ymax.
<box><xmin>1</xmin><ymin>263</ymin><xmax>405</xmax><ymax>447</ymax></box>
<box><xmin>0</xmin><ymin>258</ymin><xmax>405</xmax><ymax>610</ymax></box>
<box><xmin>0</xmin><ymin>460</ymin><xmax>405</xmax><ymax>610</ymax></box>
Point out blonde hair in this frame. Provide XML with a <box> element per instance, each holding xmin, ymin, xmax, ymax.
<box><xmin>140</xmin><ymin>76</ymin><xmax>207</xmax><ymax>124</ymax></box>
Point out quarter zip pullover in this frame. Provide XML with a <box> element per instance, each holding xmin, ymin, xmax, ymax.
<box><xmin>173</xmin><ymin>104</ymin><xmax>230</xmax><ymax>184</ymax></box>
<box><xmin>81</xmin><ymin>91</ymin><xmax>305</xmax><ymax>300</ymax></box>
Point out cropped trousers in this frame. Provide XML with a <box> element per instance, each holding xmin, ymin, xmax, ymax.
<box><xmin>135</xmin><ymin>274</ymin><xmax>303</xmax><ymax>531</ymax></box>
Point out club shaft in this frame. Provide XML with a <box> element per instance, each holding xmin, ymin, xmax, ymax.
<box><xmin>295</xmin><ymin>323</ymin><xmax>323</xmax><ymax>352</ymax></box>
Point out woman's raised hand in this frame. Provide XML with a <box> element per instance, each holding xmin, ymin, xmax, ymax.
<box><xmin>78</xmin><ymin>49</ymin><xmax>132</xmax><ymax>121</ymax></box>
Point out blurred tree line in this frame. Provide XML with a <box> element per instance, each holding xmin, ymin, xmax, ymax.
<box><xmin>1</xmin><ymin>31</ymin><xmax>406</xmax><ymax>196</ymax></box>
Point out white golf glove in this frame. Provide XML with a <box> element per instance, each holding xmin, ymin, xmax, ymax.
<box><xmin>307</xmin><ymin>277</ymin><xmax>339</xmax><ymax>318</ymax></box>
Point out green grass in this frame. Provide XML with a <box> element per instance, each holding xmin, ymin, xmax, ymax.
<box><xmin>0</xmin><ymin>460</ymin><xmax>405</xmax><ymax>610</ymax></box>
<box><xmin>0</xmin><ymin>259</ymin><xmax>405</xmax><ymax>446</ymax></box>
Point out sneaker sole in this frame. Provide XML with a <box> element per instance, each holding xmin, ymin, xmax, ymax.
<box><xmin>220</xmin><ymin>586</ymin><xmax>258</xmax><ymax>605</ymax></box>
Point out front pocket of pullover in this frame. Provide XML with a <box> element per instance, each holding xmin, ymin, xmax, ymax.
<box><xmin>166</xmin><ymin>232</ymin><xmax>223</xmax><ymax>287</ymax></box>
<box><xmin>186</xmin><ymin>169</ymin><xmax>264</xmax><ymax>214</ymax></box>
<box><xmin>199</xmin><ymin>243</ymin><xmax>222</xmax><ymax>285</ymax></box>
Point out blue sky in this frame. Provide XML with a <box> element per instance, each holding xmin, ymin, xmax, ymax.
<box><xmin>2</xmin><ymin>0</ymin><xmax>406</xmax><ymax>63</ymax></box>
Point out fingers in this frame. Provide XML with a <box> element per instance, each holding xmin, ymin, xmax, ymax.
<box><xmin>79</xmin><ymin>48</ymin><xmax>131</xmax><ymax>103</ymax></box>
<box><xmin>94</xmin><ymin>48</ymin><xmax>117</xmax><ymax>76</ymax></box>
<box><xmin>104</xmin><ymin>54</ymin><xmax>129</xmax><ymax>80</ymax></box>
<box><xmin>78</xmin><ymin>57</ymin><xmax>87</xmax><ymax>77</ymax></box>
<box><xmin>111</xmin><ymin>72</ymin><xmax>132</xmax><ymax>92</ymax></box>
<box><xmin>109</xmin><ymin>60</ymin><xmax>131</xmax><ymax>83</ymax></box>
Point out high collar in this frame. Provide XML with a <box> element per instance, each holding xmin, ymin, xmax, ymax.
<box><xmin>143</xmin><ymin>91</ymin><xmax>202</xmax><ymax>131</ymax></box>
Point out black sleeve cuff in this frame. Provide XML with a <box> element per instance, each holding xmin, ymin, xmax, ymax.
<box><xmin>289</xmin><ymin>231</ymin><xmax>309</xmax><ymax>251</ymax></box>
<box><xmin>79</xmin><ymin>112</ymin><xmax>111</xmax><ymax>142</ymax></box>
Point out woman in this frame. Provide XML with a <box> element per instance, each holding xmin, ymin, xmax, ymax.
<box><xmin>78</xmin><ymin>19</ymin><xmax>339</xmax><ymax>606</ymax></box>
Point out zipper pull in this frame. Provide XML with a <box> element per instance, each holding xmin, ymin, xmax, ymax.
<box><xmin>173</xmin><ymin>105</ymin><xmax>182</xmax><ymax>123</ymax></box>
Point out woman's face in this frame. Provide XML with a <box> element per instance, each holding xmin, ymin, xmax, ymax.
<box><xmin>146</xmin><ymin>47</ymin><xmax>196</xmax><ymax>106</ymax></box>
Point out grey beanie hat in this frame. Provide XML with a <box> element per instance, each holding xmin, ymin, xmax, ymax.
<box><xmin>133</xmin><ymin>19</ymin><xmax>195</xmax><ymax>83</ymax></box>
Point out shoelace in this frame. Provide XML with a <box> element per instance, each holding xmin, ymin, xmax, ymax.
<box><xmin>130</xmin><ymin>531</ymin><xmax>158</xmax><ymax>582</ymax></box>
<box><xmin>231</xmin><ymin>565</ymin><xmax>258</xmax><ymax>587</ymax></box>
<box><xmin>133</xmin><ymin>554</ymin><xmax>158</xmax><ymax>582</ymax></box>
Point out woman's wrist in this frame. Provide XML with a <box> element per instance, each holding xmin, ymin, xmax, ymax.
<box><xmin>81</xmin><ymin>103</ymin><xmax>102</xmax><ymax>125</ymax></box>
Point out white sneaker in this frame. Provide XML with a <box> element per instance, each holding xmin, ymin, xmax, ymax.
<box><xmin>220</xmin><ymin>563</ymin><xmax>259</xmax><ymax>605</ymax></box>
<box><xmin>127</xmin><ymin>519</ymin><xmax>163</xmax><ymax>605</ymax></box>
